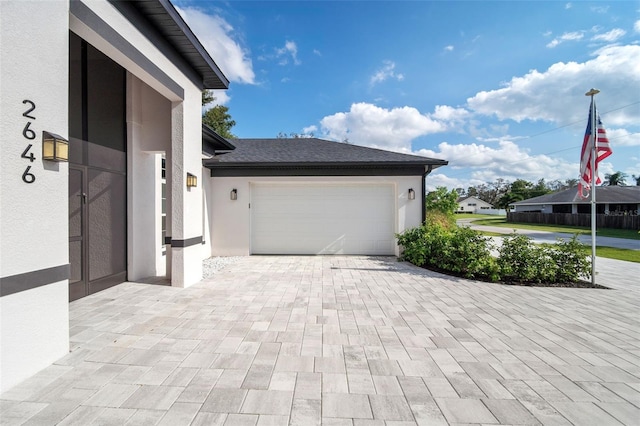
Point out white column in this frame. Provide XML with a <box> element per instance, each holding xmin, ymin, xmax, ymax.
<box><xmin>170</xmin><ymin>91</ymin><xmax>203</xmax><ymax>288</ymax></box>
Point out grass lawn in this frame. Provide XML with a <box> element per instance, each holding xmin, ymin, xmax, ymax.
<box><xmin>535</xmin><ymin>242</ymin><xmax>640</xmax><ymax>263</ymax></box>
<box><xmin>596</xmin><ymin>246</ymin><xmax>640</xmax><ymax>263</ymax></box>
<box><xmin>455</xmin><ymin>213</ymin><xmax>502</xmax><ymax>219</ymax></box>
<box><xmin>472</xmin><ymin>216</ymin><xmax>640</xmax><ymax>240</ymax></box>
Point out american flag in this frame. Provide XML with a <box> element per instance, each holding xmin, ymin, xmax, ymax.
<box><xmin>578</xmin><ymin>102</ymin><xmax>612</xmax><ymax>199</ymax></box>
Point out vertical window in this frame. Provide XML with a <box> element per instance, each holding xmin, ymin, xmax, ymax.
<box><xmin>68</xmin><ymin>31</ymin><xmax>125</xmax><ymax>151</ymax></box>
<box><xmin>161</xmin><ymin>156</ymin><xmax>167</xmax><ymax>254</ymax></box>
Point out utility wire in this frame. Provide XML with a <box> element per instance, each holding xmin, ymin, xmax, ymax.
<box><xmin>437</xmin><ymin>102</ymin><xmax>640</xmax><ymax>178</ymax></box>
<box><xmin>518</xmin><ymin>100</ymin><xmax>640</xmax><ymax>141</ymax></box>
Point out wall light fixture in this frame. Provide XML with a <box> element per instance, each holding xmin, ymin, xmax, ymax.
<box><xmin>186</xmin><ymin>173</ymin><xmax>197</xmax><ymax>188</ymax></box>
<box><xmin>42</xmin><ymin>131</ymin><xmax>69</xmax><ymax>162</ymax></box>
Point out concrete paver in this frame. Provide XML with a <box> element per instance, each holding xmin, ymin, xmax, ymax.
<box><xmin>2</xmin><ymin>255</ymin><xmax>640</xmax><ymax>425</ymax></box>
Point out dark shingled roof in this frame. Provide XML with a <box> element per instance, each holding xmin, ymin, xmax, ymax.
<box><xmin>204</xmin><ymin>138</ymin><xmax>448</xmax><ymax>167</ymax></box>
<box><xmin>512</xmin><ymin>186</ymin><xmax>640</xmax><ymax>205</ymax></box>
<box><xmin>203</xmin><ymin>138</ymin><xmax>448</xmax><ymax>177</ymax></box>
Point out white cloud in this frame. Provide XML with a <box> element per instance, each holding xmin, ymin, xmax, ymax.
<box><xmin>176</xmin><ymin>7</ymin><xmax>255</xmax><ymax>84</ymax></box>
<box><xmin>370</xmin><ymin>61</ymin><xmax>404</xmax><ymax>86</ymax></box>
<box><xmin>466</xmin><ymin>44</ymin><xmax>640</xmax><ymax>127</ymax></box>
<box><xmin>606</xmin><ymin>127</ymin><xmax>640</xmax><ymax>147</ymax></box>
<box><xmin>592</xmin><ymin>28</ymin><xmax>626</xmax><ymax>42</ymax></box>
<box><xmin>424</xmin><ymin>172</ymin><xmax>467</xmax><ymax>192</ymax></box>
<box><xmin>276</xmin><ymin>40</ymin><xmax>301</xmax><ymax>65</ymax></box>
<box><xmin>319</xmin><ymin>103</ymin><xmax>446</xmax><ymax>152</ymax></box>
<box><xmin>310</xmin><ymin>42</ymin><xmax>638</xmax><ymax>190</ymax></box>
<box><xmin>635</xmin><ymin>20</ymin><xmax>640</xmax><ymax>33</ymax></box>
<box><xmin>417</xmin><ymin>140</ymin><xmax>580</xmax><ymax>183</ymax></box>
<box><xmin>203</xmin><ymin>90</ymin><xmax>231</xmax><ymax>110</ymax></box>
<box><xmin>431</xmin><ymin>105</ymin><xmax>471</xmax><ymax>123</ymax></box>
<box><xmin>302</xmin><ymin>125</ymin><xmax>318</xmax><ymax>134</ymax></box>
<box><xmin>546</xmin><ymin>31</ymin><xmax>584</xmax><ymax>48</ymax></box>
<box><xmin>565</xmin><ymin>2</ymin><xmax>572</xmax><ymax>9</ymax></box>
<box><xmin>546</xmin><ymin>39</ymin><xmax>560</xmax><ymax>49</ymax></box>
<box><xmin>313</xmin><ymin>49</ymin><xmax>322</xmax><ymax>56</ymax></box>
<box><xmin>444</xmin><ymin>45</ymin><xmax>454</xmax><ymax>52</ymax></box>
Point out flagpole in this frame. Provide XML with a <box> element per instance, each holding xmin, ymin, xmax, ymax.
<box><xmin>585</xmin><ymin>88</ymin><xmax>599</xmax><ymax>286</ymax></box>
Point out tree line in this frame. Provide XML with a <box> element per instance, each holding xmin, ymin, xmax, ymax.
<box><xmin>454</xmin><ymin>172</ymin><xmax>639</xmax><ymax>210</ymax></box>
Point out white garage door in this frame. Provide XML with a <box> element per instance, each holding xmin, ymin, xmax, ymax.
<box><xmin>251</xmin><ymin>183</ymin><xmax>396</xmax><ymax>255</ymax></box>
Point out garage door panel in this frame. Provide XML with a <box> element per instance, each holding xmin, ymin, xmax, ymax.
<box><xmin>251</xmin><ymin>183</ymin><xmax>395</xmax><ymax>255</ymax></box>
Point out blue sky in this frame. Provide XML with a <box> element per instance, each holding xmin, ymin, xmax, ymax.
<box><xmin>175</xmin><ymin>0</ymin><xmax>640</xmax><ymax>191</ymax></box>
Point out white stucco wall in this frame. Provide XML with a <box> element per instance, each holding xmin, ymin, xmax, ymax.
<box><xmin>0</xmin><ymin>0</ymin><xmax>70</xmax><ymax>393</ymax></box>
<box><xmin>127</xmin><ymin>76</ymin><xmax>171</xmax><ymax>281</ymax></box>
<box><xmin>206</xmin><ymin>175</ymin><xmax>423</xmax><ymax>257</ymax></box>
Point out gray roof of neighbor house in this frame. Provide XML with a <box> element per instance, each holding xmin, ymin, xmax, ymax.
<box><xmin>512</xmin><ymin>186</ymin><xmax>640</xmax><ymax>205</ymax></box>
<box><xmin>457</xmin><ymin>196</ymin><xmax>492</xmax><ymax>205</ymax></box>
<box><xmin>110</xmin><ymin>0</ymin><xmax>229</xmax><ymax>89</ymax></box>
<box><xmin>203</xmin><ymin>138</ymin><xmax>448</xmax><ymax>177</ymax></box>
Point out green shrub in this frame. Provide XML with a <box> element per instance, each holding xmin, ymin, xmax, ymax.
<box><xmin>425</xmin><ymin>210</ymin><xmax>456</xmax><ymax>230</ymax></box>
<box><xmin>498</xmin><ymin>234</ymin><xmax>544</xmax><ymax>282</ymax></box>
<box><xmin>397</xmin><ymin>222</ymin><xmax>498</xmax><ymax>281</ymax></box>
<box><xmin>497</xmin><ymin>233</ymin><xmax>590</xmax><ymax>283</ymax></box>
<box><xmin>549</xmin><ymin>235</ymin><xmax>591</xmax><ymax>283</ymax></box>
<box><xmin>439</xmin><ymin>226</ymin><xmax>497</xmax><ymax>280</ymax></box>
<box><xmin>396</xmin><ymin>224</ymin><xmax>428</xmax><ymax>266</ymax></box>
<box><xmin>397</xmin><ymin>225</ymin><xmax>590</xmax><ymax>285</ymax></box>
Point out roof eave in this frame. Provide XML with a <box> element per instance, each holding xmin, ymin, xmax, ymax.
<box><xmin>155</xmin><ymin>0</ymin><xmax>229</xmax><ymax>89</ymax></box>
<box><xmin>202</xmin><ymin>124</ymin><xmax>236</xmax><ymax>151</ymax></box>
<box><xmin>114</xmin><ymin>0</ymin><xmax>229</xmax><ymax>89</ymax></box>
<box><xmin>203</xmin><ymin>160</ymin><xmax>448</xmax><ymax>169</ymax></box>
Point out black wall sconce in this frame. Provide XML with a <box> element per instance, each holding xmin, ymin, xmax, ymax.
<box><xmin>186</xmin><ymin>173</ymin><xmax>197</xmax><ymax>188</ymax></box>
<box><xmin>230</xmin><ymin>188</ymin><xmax>238</xmax><ymax>200</ymax></box>
<box><xmin>42</xmin><ymin>131</ymin><xmax>69</xmax><ymax>162</ymax></box>
<box><xmin>408</xmin><ymin>188</ymin><xmax>415</xmax><ymax>200</ymax></box>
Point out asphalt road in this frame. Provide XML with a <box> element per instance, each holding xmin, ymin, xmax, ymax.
<box><xmin>457</xmin><ymin>217</ymin><xmax>640</xmax><ymax>251</ymax></box>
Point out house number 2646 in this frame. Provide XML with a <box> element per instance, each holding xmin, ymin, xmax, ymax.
<box><xmin>21</xmin><ymin>100</ymin><xmax>36</xmax><ymax>183</ymax></box>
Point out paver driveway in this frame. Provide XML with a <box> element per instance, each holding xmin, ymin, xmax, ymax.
<box><xmin>2</xmin><ymin>256</ymin><xmax>639</xmax><ymax>425</ymax></box>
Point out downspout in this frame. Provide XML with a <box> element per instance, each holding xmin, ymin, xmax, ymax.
<box><xmin>422</xmin><ymin>165</ymin><xmax>433</xmax><ymax>223</ymax></box>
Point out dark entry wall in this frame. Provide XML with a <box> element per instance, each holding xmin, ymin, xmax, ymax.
<box><xmin>68</xmin><ymin>32</ymin><xmax>127</xmax><ymax>301</ymax></box>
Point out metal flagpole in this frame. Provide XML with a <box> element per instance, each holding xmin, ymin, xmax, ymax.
<box><xmin>585</xmin><ymin>88</ymin><xmax>599</xmax><ymax>286</ymax></box>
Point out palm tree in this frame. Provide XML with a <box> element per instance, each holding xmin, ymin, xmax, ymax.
<box><xmin>603</xmin><ymin>171</ymin><xmax>627</xmax><ymax>186</ymax></box>
<box><xmin>633</xmin><ymin>174</ymin><xmax>640</xmax><ymax>186</ymax></box>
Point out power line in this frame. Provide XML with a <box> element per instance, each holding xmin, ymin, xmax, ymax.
<box><xmin>521</xmin><ymin>101</ymin><xmax>640</xmax><ymax>141</ymax></box>
<box><xmin>436</xmin><ymin>102</ymin><xmax>640</xmax><ymax>179</ymax></box>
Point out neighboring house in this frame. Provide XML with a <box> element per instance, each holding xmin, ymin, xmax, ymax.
<box><xmin>1</xmin><ymin>0</ymin><xmax>228</xmax><ymax>392</ymax></box>
<box><xmin>456</xmin><ymin>196</ymin><xmax>493</xmax><ymax>214</ymax></box>
<box><xmin>203</xmin><ymin>138</ymin><xmax>448</xmax><ymax>256</ymax></box>
<box><xmin>510</xmin><ymin>186</ymin><xmax>640</xmax><ymax>214</ymax></box>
